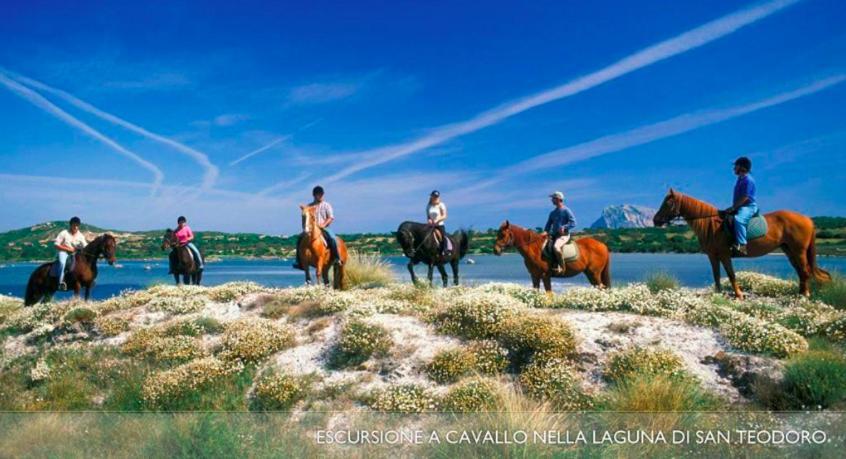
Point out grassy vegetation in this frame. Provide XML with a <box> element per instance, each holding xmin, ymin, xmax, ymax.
<box><xmin>644</xmin><ymin>271</ymin><xmax>680</xmax><ymax>294</ymax></box>
<box><xmin>342</xmin><ymin>251</ymin><xmax>395</xmax><ymax>289</ymax></box>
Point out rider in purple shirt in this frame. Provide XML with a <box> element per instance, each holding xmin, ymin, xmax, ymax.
<box><xmin>723</xmin><ymin>156</ymin><xmax>758</xmax><ymax>255</ymax></box>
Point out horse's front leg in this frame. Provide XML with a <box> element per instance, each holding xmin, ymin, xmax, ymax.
<box><xmin>427</xmin><ymin>264</ymin><xmax>434</xmax><ymax>286</ymax></box>
<box><xmin>436</xmin><ymin>263</ymin><xmax>449</xmax><ymax>288</ymax></box>
<box><xmin>72</xmin><ymin>282</ymin><xmax>81</xmax><ymax>300</ymax></box>
<box><xmin>719</xmin><ymin>255</ymin><xmax>743</xmax><ymax>299</ymax></box>
<box><xmin>531</xmin><ymin>274</ymin><xmax>540</xmax><ymax>290</ymax></box>
<box><xmin>542</xmin><ymin>275</ymin><xmax>552</xmax><ymax>295</ymax></box>
<box><xmin>173</xmin><ymin>273</ymin><xmax>181</xmax><ymax>285</ymax></box>
<box><xmin>708</xmin><ymin>253</ymin><xmax>721</xmax><ymax>293</ymax></box>
<box><xmin>450</xmin><ymin>259</ymin><xmax>459</xmax><ymax>286</ymax></box>
<box><xmin>84</xmin><ymin>282</ymin><xmax>93</xmax><ymax>301</ymax></box>
<box><xmin>321</xmin><ymin>263</ymin><xmax>330</xmax><ymax>287</ymax></box>
<box><xmin>304</xmin><ymin>266</ymin><xmax>312</xmax><ymax>285</ymax></box>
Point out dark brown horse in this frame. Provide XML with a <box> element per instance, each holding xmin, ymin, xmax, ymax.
<box><xmin>24</xmin><ymin>234</ymin><xmax>117</xmax><ymax>305</ymax></box>
<box><xmin>161</xmin><ymin>229</ymin><xmax>204</xmax><ymax>285</ymax></box>
<box><xmin>493</xmin><ymin>221</ymin><xmax>611</xmax><ymax>292</ymax></box>
<box><xmin>298</xmin><ymin>205</ymin><xmax>347</xmax><ymax>289</ymax></box>
<box><xmin>653</xmin><ymin>189</ymin><xmax>831</xmax><ymax>298</ymax></box>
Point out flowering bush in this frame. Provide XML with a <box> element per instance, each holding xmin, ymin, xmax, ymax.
<box><xmin>822</xmin><ymin>316</ymin><xmax>846</xmax><ymax>342</ymax></box>
<box><xmin>720</xmin><ymin>316</ymin><xmax>808</xmax><ymax>358</ymax></box>
<box><xmin>467</xmin><ymin>339</ymin><xmax>509</xmax><ymax>375</ymax></box>
<box><xmin>62</xmin><ymin>307</ymin><xmax>97</xmax><ymax>325</ymax></box>
<box><xmin>605</xmin><ymin>346</ymin><xmax>685</xmax><ymax>382</ymax></box>
<box><xmin>145</xmin><ymin>295</ymin><xmax>207</xmax><ymax>315</ymax></box>
<box><xmin>121</xmin><ymin>329</ymin><xmax>206</xmax><ymax>363</ymax></box>
<box><xmin>430</xmin><ymin>292</ymin><xmax>522</xmax><ymax>339</ymax></box>
<box><xmin>519</xmin><ymin>359</ymin><xmax>593</xmax><ymax>410</ymax></box>
<box><xmin>500</xmin><ymin>315</ymin><xmax>577</xmax><ymax>367</ymax></box>
<box><xmin>480</xmin><ymin>283</ymin><xmax>547</xmax><ymax>308</ymax></box>
<box><xmin>368</xmin><ymin>384</ymin><xmax>439</xmax><ymax>413</ymax></box>
<box><xmin>93</xmin><ymin>315</ymin><xmax>131</xmax><ymax>337</ymax></box>
<box><xmin>29</xmin><ymin>359</ymin><xmax>51</xmax><ymax>383</ymax></box>
<box><xmin>142</xmin><ymin>357</ymin><xmax>243</xmax><ymax>406</ymax></box>
<box><xmin>220</xmin><ymin>318</ymin><xmax>295</xmax><ymax>363</ymax></box>
<box><xmin>334</xmin><ymin>319</ymin><xmax>392</xmax><ymax>365</ymax></box>
<box><xmin>426</xmin><ymin>348</ymin><xmax>475</xmax><ymax>384</ymax></box>
<box><xmin>723</xmin><ymin>271</ymin><xmax>797</xmax><ymax>297</ymax></box>
<box><xmin>208</xmin><ymin>282</ymin><xmax>267</xmax><ymax>302</ymax></box>
<box><xmin>441</xmin><ymin>378</ymin><xmax>500</xmax><ymax>412</ymax></box>
<box><xmin>251</xmin><ymin>372</ymin><xmax>311</xmax><ymax>410</ymax></box>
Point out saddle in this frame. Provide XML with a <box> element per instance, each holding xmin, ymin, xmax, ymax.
<box><xmin>431</xmin><ymin>228</ymin><xmax>454</xmax><ymax>254</ymax></box>
<box><xmin>543</xmin><ymin>236</ymin><xmax>580</xmax><ymax>269</ymax></box>
<box><xmin>722</xmin><ymin>212</ymin><xmax>768</xmax><ymax>244</ymax></box>
<box><xmin>169</xmin><ymin>246</ymin><xmax>202</xmax><ymax>273</ymax></box>
<box><xmin>49</xmin><ymin>254</ymin><xmax>77</xmax><ymax>278</ymax></box>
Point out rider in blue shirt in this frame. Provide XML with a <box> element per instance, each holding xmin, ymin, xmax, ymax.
<box><xmin>723</xmin><ymin>156</ymin><xmax>758</xmax><ymax>255</ymax></box>
<box><xmin>544</xmin><ymin>191</ymin><xmax>576</xmax><ymax>269</ymax></box>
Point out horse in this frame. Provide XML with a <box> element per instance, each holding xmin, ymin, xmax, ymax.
<box><xmin>24</xmin><ymin>234</ymin><xmax>118</xmax><ymax>306</ymax></box>
<box><xmin>395</xmin><ymin>221</ymin><xmax>470</xmax><ymax>287</ymax></box>
<box><xmin>298</xmin><ymin>205</ymin><xmax>347</xmax><ymax>289</ymax></box>
<box><xmin>652</xmin><ymin>189</ymin><xmax>831</xmax><ymax>298</ymax></box>
<box><xmin>161</xmin><ymin>229</ymin><xmax>204</xmax><ymax>285</ymax></box>
<box><xmin>493</xmin><ymin>221</ymin><xmax>610</xmax><ymax>293</ymax></box>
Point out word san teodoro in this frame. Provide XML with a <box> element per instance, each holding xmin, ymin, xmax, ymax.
<box><xmin>315</xmin><ymin>429</ymin><xmax>828</xmax><ymax>446</ymax></box>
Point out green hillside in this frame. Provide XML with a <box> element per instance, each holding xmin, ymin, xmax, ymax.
<box><xmin>1</xmin><ymin>218</ymin><xmax>844</xmax><ymax>262</ymax></box>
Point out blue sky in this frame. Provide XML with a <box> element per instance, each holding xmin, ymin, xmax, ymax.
<box><xmin>1</xmin><ymin>0</ymin><xmax>844</xmax><ymax>234</ymax></box>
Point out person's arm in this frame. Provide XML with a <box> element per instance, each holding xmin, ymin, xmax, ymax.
<box><xmin>436</xmin><ymin>203</ymin><xmax>448</xmax><ymax>224</ymax></box>
<box><xmin>185</xmin><ymin>227</ymin><xmax>195</xmax><ymax>243</ymax></box>
<box><xmin>55</xmin><ymin>232</ymin><xmax>75</xmax><ymax>252</ymax></box>
<box><xmin>729</xmin><ymin>178</ymin><xmax>751</xmax><ymax>211</ymax></box>
<box><xmin>320</xmin><ymin>203</ymin><xmax>335</xmax><ymax>228</ymax></box>
<box><xmin>564</xmin><ymin>208</ymin><xmax>577</xmax><ymax>232</ymax></box>
<box><xmin>544</xmin><ymin>213</ymin><xmax>553</xmax><ymax>233</ymax></box>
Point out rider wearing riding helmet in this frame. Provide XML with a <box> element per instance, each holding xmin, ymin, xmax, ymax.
<box><xmin>175</xmin><ymin>216</ymin><xmax>204</xmax><ymax>269</ymax></box>
<box><xmin>723</xmin><ymin>156</ymin><xmax>758</xmax><ymax>256</ymax></box>
<box><xmin>427</xmin><ymin>190</ymin><xmax>449</xmax><ymax>255</ymax></box>
<box><xmin>293</xmin><ymin>185</ymin><xmax>342</xmax><ymax>269</ymax></box>
<box><xmin>54</xmin><ymin>216</ymin><xmax>88</xmax><ymax>291</ymax></box>
<box><xmin>544</xmin><ymin>191</ymin><xmax>577</xmax><ymax>271</ymax></box>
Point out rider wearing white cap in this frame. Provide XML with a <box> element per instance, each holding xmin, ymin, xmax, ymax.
<box><xmin>544</xmin><ymin>191</ymin><xmax>576</xmax><ymax>270</ymax></box>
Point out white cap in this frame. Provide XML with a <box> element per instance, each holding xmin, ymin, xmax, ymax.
<box><xmin>549</xmin><ymin>191</ymin><xmax>565</xmax><ymax>200</ymax></box>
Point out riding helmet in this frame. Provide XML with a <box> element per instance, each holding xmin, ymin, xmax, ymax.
<box><xmin>430</xmin><ymin>190</ymin><xmax>440</xmax><ymax>197</ymax></box>
<box><xmin>734</xmin><ymin>156</ymin><xmax>752</xmax><ymax>172</ymax></box>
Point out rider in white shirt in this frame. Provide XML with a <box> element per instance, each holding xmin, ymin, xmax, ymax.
<box><xmin>426</xmin><ymin>190</ymin><xmax>449</xmax><ymax>255</ymax></box>
<box><xmin>54</xmin><ymin>216</ymin><xmax>88</xmax><ymax>291</ymax></box>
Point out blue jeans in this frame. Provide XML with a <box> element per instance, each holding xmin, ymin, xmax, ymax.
<box><xmin>57</xmin><ymin>251</ymin><xmax>69</xmax><ymax>284</ymax></box>
<box><xmin>185</xmin><ymin>242</ymin><xmax>204</xmax><ymax>268</ymax></box>
<box><xmin>734</xmin><ymin>203</ymin><xmax>759</xmax><ymax>245</ymax></box>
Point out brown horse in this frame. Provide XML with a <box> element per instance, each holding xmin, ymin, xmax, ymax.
<box><xmin>298</xmin><ymin>205</ymin><xmax>347</xmax><ymax>289</ymax></box>
<box><xmin>161</xmin><ymin>229</ymin><xmax>204</xmax><ymax>285</ymax></box>
<box><xmin>24</xmin><ymin>234</ymin><xmax>118</xmax><ymax>305</ymax></box>
<box><xmin>493</xmin><ymin>221</ymin><xmax>611</xmax><ymax>292</ymax></box>
<box><xmin>653</xmin><ymin>189</ymin><xmax>831</xmax><ymax>298</ymax></box>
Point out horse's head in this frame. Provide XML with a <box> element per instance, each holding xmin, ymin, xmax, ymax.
<box><xmin>101</xmin><ymin>233</ymin><xmax>117</xmax><ymax>265</ymax></box>
<box><xmin>653</xmin><ymin>189</ymin><xmax>682</xmax><ymax>227</ymax></box>
<box><xmin>161</xmin><ymin>229</ymin><xmax>176</xmax><ymax>250</ymax></box>
<box><xmin>493</xmin><ymin>220</ymin><xmax>514</xmax><ymax>255</ymax></box>
<box><xmin>396</xmin><ymin>225</ymin><xmax>416</xmax><ymax>258</ymax></box>
<box><xmin>301</xmin><ymin>205</ymin><xmax>317</xmax><ymax>232</ymax></box>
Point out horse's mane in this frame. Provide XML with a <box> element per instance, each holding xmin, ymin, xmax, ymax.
<box><xmin>674</xmin><ymin>192</ymin><xmax>721</xmax><ymax>246</ymax></box>
<box><xmin>676</xmin><ymin>193</ymin><xmax>719</xmax><ymax>218</ymax></box>
<box><xmin>507</xmin><ymin>223</ymin><xmax>546</xmax><ymax>244</ymax></box>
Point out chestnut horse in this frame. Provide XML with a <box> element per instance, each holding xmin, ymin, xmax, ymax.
<box><xmin>653</xmin><ymin>189</ymin><xmax>831</xmax><ymax>298</ymax></box>
<box><xmin>161</xmin><ymin>229</ymin><xmax>204</xmax><ymax>285</ymax></box>
<box><xmin>298</xmin><ymin>205</ymin><xmax>347</xmax><ymax>289</ymax></box>
<box><xmin>493</xmin><ymin>221</ymin><xmax>611</xmax><ymax>292</ymax></box>
<box><xmin>24</xmin><ymin>234</ymin><xmax>118</xmax><ymax>305</ymax></box>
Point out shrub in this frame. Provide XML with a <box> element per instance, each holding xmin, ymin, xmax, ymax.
<box><xmin>0</xmin><ymin>295</ymin><xmax>22</xmax><ymax>325</ymax></box>
<box><xmin>146</xmin><ymin>296</ymin><xmax>206</xmax><ymax>315</ymax></box>
<box><xmin>426</xmin><ymin>348</ymin><xmax>475</xmax><ymax>384</ymax></box>
<box><xmin>368</xmin><ymin>384</ymin><xmax>438</xmax><ymax>413</ymax></box>
<box><xmin>251</xmin><ymin>372</ymin><xmax>311</xmax><ymax>410</ymax></box>
<box><xmin>467</xmin><ymin>340</ymin><xmax>509</xmax><ymax>375</ymax></box>
<box><xmin>519</xmin><ymin>359</ymin><xmax>593</xmax><ymax>410</ymax></box>
<box><xmin>220</xmin><ymin>318</ymin><xmax>295</xmax><ymax>363</ymax></box>
<box><xmin>94</xmin><ymin>315</ymin><xmax>130</xmax><ymax>337</ymax></box>
<box><xmin>342</xmin><ymin>252</ymin><xmax>395</xmax><ymax>289</ymax></box>
<box><xmin>822</xmin><ymin>316</ymin><xmax>846</xmax><ymax>342</ymax></box>
<box><xmin>430</xmin><ymin>292</ymin><xmax>522</xmax><ymax>339</ymax></box>
<box><xmin>260</xmin><ymin>298</ymin><xmax>291</xmax><ymax>319</ymax></box>
<box><xmin>603</xmin><ymin>373</ymin><xmax>722</xmax><ymax>411</ymax></box>
<box><xmin>142</xmin><ymin>357</ymin><xmax>244</xmax><ymax>407</ymax></box>
<box><xmin>121</xmin><ymin>330</ymin><xmax>206</xmax><ymax>363</ymax></box>
<box><xmin>331</xmin><ymin>319</ymin><xmax>392</xmax><ymax>367</ymax></box>
<box><xmin>605</xmin><ymin>347</ymin><xmax>685</xmax><ymax>383</ymax></box>
<box><xmin>781</xmin><ymin>350</ymin><xmax>846</xmax><ymax>409</ymax></box>
<box><xmin>724</xmin><ymin>271</ymin><xmax>796</xmax><ymax>297</ymax></box>
<box><xmin>441</xmin><ymin>378</ymin><xmax>500</xmax><ymax>412</ymax></box>
<box><xmin>63</xmin><ymin>307</ymin><xmax>97</xmax><ymax>325</ymax></box>
<box><xmin>645</xmin><ymin>271</ymin><xmax>680</xmax><ymax>294</ymax></box>
<box><xmin>720</xmin><ymin>316</ymin><xmax>808</xmax><ymax>358</ymax></box>
<box><xmin>500</xmin><ymin>315</ymin><xmax>577</xmax><ymax>367</ymax></box>
<box><xmin>813</xmin><ymin>274</ymin><xmax>846</xmax><ymax>309</ymax></box>
<box><xmin>481</xmin><ymin>283</ymin><xmax>547</xmax><ymax>308</ymax></box>
<box><xmin>208</xmin><ymin>282</ymin><xmax>266</xmax><ymax>302</ymax></box>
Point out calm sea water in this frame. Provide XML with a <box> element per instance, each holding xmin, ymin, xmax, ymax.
<box><xmin>1</xmin><ymin>253</ymin><xmax>844</xmax><ymax>301</ymax></box>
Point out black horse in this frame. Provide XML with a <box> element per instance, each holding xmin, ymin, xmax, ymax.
<box><xmin>161</xmin><ymin>229</ymin><xmax>204</xmax><ymax>285</ymax></box>
<box><xmin>25</xmin><ymin>234</ymin><xmax>117</xmax><ymax>305</ymax></box>
<box><xmin>396</xmin><ymin>221</ymin><xmax>469</xmax><ymax>286</ymax></box>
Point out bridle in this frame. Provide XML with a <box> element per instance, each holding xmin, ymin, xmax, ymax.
<box><xmin>494</xmin><ymin>229</ymin><xmax>514</xmax><ymax>253</ymax></box>
<box><xmin>658</xmin><ymin>194</ymin><xmax>720</xmax><ymax>225</ymax></box>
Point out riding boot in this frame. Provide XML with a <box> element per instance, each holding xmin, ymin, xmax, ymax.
<box><xmin>292</xmin><ymin>234</ymin><xmax>304</xmax><ymax>270</ymax></box>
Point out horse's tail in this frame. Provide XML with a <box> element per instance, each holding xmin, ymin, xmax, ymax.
<box><xmin>601</xmin><ymin>256</ymin><xmax>611</xmax><ymax>288</ymax></box>
<box><xmin>24</xmin><ymin>265</ymin><xmax>46</xmax><ymax>306</ymax></box>
<box><xmin>808</xmin><ymin>234</ymin><xmax>831</xmax><ymax>283</ymax></box>
<box><xmin>457</xmin><ymin>230</ymin><xmax>470</xmax><ymax>259</ymax></box>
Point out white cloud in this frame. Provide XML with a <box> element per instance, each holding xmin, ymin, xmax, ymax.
<box><xmin>287</xmin><ymin>81</ymin><xmax>360</xmax><ymax>105</ymax></box>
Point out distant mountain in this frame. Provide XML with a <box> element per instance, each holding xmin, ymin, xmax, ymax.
<box><xmin>591</xmin><ymin>204</ymin><xmax>657</xmax><ymax>229</ymax></box>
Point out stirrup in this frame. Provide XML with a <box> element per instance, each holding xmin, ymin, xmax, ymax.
<box><xmin>58</xmin><ymin>282</ymin><xmax>68</xmax><ymax>291</ymax></box>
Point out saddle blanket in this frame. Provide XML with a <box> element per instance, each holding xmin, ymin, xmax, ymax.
<box><xmin>725</xmin><ymin>214</ymin><xmax>768</xmax><ymax>242</ymax></box>
<box><xmin>554</xmin><ymin>238</ymin><xmax>581</xmax><ymax>263</ymax></box>
<box><xmin>49</xmin><ymin>255</ymin><xmax>76</xmax><ymax>278</ymax></box>
<box><xmin>432</xmin><ymin>230</ymin><xmax>454</xmax><ymax>253</ymax></box>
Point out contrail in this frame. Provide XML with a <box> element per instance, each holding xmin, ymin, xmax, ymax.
<box><xmin>320</xmin><ymin>0</ymin><xmax>803</xmax><ymax>184</ymax></box>
<box><xmin>5</xmin><ymin>70</ymin><xmax>219</xmax><ymax>191</ymax></box>
<box><xmin>229</xmin><ymin>136</ymin><xmax>289</xmax><ymax>166</ymax></box>
<box><xmin>0</xmin><ymin>73</ymin><xmax>165</xmax><ymax>193</ymax></box>
<box><xmin>458</xmin><ymin>74</ymin><xmax>846</xmax><ymax>193</ymax></box>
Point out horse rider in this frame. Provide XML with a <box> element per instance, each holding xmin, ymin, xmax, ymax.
<box><xmin>723</xmin><ymin>156</ymin><xmax>757</xmax><ymax>256</ymax></box>
<box><xmin>427</xmin><ymin>190</ymin><xmax>450</xmax><ymax>255</ymax></box>
<box><xmin>174</xmin><ymin>216</ymin><xmax>204</xmax><ymax>269</ymax></box>
<box><xmin>543</xmin><ymin>191</ymin><xmax>577</xmax><ymax>271</ymax></box>
<box><xmin>54</xmin><ymin>216</ymin><xmax>88</xmax><ymax>291</ymax></box>
<box><xmin>293</xmin><ymin>185</ymin><xmax>343</xmax><ymax>269</ymax></box>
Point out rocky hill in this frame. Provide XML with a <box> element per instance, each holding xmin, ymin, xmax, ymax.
<box><xmin>591</xmin><ymin>204</ymin><xmax>657</xmax><ymax>229</ymax></box>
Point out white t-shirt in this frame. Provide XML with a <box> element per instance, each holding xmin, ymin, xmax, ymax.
<box><xmin>55</xmin><ymin>230</ymin><xmax>88</xmax><ymax>251</ymax></box>
<box><xmin>426</xmin><ymin>202</ymin><xmax>447</xmax><ymax>226</ymax></box>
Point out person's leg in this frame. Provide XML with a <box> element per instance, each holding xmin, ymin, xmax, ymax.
<box><xmin>186</xmin><ymin>243</ymin><xmax>204</xmax><ymax>268</ymax></box>
<box><xmin>57</xmin><ymin>251</ymin><xmax>69</xmax><ymax>289</ymax></box>
<box><xmin>734</xmin><ymin>205</ymin><xmax>756</xmax><ymax>250</ymax></box>
<box><xmin>293</xmin><ymin>234</ymin><xmax>304</xmax><ymax>270</ymax></box>
<box><xmin>322</xmin><ymin>228</ymin><xmax>342</xmax><ymax>264</ymax></box>
<box><xmin>437</xmin><ymin>226</ymin><xmax>447</xmax><ymax>253</ymax></box>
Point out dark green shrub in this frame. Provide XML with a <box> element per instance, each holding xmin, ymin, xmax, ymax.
<box><xmin>782</xmin><ymin>351</ymin><xmax>846</xmax><ymax>409</ymax></box>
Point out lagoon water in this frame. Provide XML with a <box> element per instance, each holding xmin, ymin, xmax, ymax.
<box><xmin>1</xmin><ymin>253</ymin><xmax>844</xmax><ymax>301</ymax></box>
